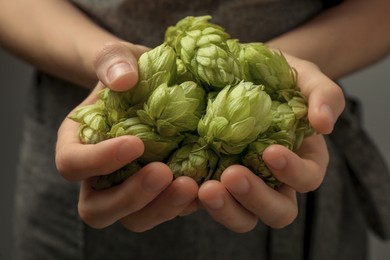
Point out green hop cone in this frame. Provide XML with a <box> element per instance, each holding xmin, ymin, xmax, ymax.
<box><xmin>269</xmin><ymin>100</ymin><xmax>297</xmax><ymax>132</ymax></box>
<box><xmin>293</xmin><ymin>118</ymin><xmax>315</xmax><ymax>150</ymax></box>
<box><xmin>180</xmin><ymin>81</ymin><xmax>208</xmax><ymax>117</ymax></box>
<box><xmin>137</xmin><ymin>81</ymin><xmax>206</xmax><ymax>137</ymax></box>
<box><xmin>165</xmin><ymin>15</ymin><xmax>227</xmax><ymax>53</ymax></box>
<box><xmin>166</xmin><ymin>15</ymin><xmax>241</xmax><ymax>90</ymax></box>
<box><xmin>287</xmin><ymin>93</ymin><xmax>309</xmax><ymax>119</ymax></box>
<box><xmin>237</xmin><ymin>42</ymin><xmax>297</xmax><ymax>100</ymax></box>
<box><xmin>70</xmin><ymin>100</ymin><xmax>110</xmax><ymax>144</ymax></box>
<box><xmin>167</xmin><ymin>135</ymin><xmax>219</xmax><ymax>184</ymax></box>
<box><xmin>266</xmin><ymin>92</ymin><xmax>313</xmax><ymax>150</ymax></box>
<box><xmin>110</xmin><ymin>117</ymin><xmax>183</xmax><ymax>164</ymax></box>
<box><xmin>91</xmin><ymin>161</ymin><xmax>142</xmax><ymax>190</ymax></box>
<box><xmin>198</xmin><ymin>81</ymin><xmax>273</xmax><ymax>155</ymax></box>
<box><xmin>287</xmin><ymin>92</ymin><xmax>314</xmax><ymax>149</ymax></box>
<box><xmin>126</xmin><ymin>43</ymin><xmax>177</xmax><ymax>106</ymax></box>
<box><xmin>99</xmin><ymin>88</ymin><xmax>132</xmax><ymax>124</ymax></box>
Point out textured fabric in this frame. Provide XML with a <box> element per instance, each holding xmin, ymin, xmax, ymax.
<box><xmin>72</xmin><ymin>0</ymin><xmax>323</xmax><ymax>46</ymax></box>
<box><xmin>13</xmin><ymin>1</ymin><xmax>390</xmax><ymax>259</ymax></box>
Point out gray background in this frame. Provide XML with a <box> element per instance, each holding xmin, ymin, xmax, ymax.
<box><xmin>0</xmin><ymin>47</ymin><xmax>390</xmax><ymax>259</ymax></box>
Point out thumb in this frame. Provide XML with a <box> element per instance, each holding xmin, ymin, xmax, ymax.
<box><xmin>94</xmin><ymin>41</ymin><xmax>149</xmax><ymax>92</ymax></box>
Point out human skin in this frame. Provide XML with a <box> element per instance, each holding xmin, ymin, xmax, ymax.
<box><xmin>1</xmin><ymin>0</ymin><xmax>388</xmax><ymax>232</ymax></box>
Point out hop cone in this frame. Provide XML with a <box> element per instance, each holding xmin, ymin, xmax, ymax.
<box><xmin>167</xmin><ymin>136</ymin><xmax>219</xmax><ymax>184</ymax></box>
<box><xmin>237</xmin><ymin>42</ymin><xmax>297</xmax><ymax>100</ymax></box>
<box><xmin>126</xmin><ymin>43</ymin><xmax>177</xmax><ymax>106</ymax></box>
<box><xmin>266</xmin><ymin>92</ymin><xmax>313</xmax><ymax>150</ymax></box>
<box><xmin>288</xmin><ymin>93</ymin><xmax>309</xmax><ymax>119</ymax></box>
<box><xmin>166</xmin><ymin>15</ymin><xmax>241</xmax><ymax>90</ymax></box>
<box><xmin>197</xmin><ymin>81</ymin><xmax>273</xmax><ymax>155</ymax></box>
<box><xmin>137</xmin><ymin>81</ymin><xmax>206</xmax><ymax>137</ymax></box>
<box><xmin>269</xmin><ymin>100</ymin><xmax>297</xmax><ymax>132</ymax></box>
<box><xmin>110</xmin><ymin>117</ymin><xmax>183</xmax><ymax>164</ymax></box>
<box><xmin>70</xmin><ymin>100</ymin><xmax>110</xmax><ymax>144</ymax></box>
<box><xmin>165</xmin><ymin>15</ymin><xmax>227</xmax><ymax>52</ymax></box>
<box><xmin>98</xmin><ymin>88</ymin><xmax>132</xmax><ymax>124</ymax></box>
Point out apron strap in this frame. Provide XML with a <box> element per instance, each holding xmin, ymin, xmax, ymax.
<box><xmin>329</xmin><ymin>97</ymin><xmax>390</xmax><ymax>239</ymax></box>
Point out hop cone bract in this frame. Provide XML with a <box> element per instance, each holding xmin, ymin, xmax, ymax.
<box><xmin>237</xmin><ymin>42</ymin><xmax>298</xmax><ymax>100</ymax></box>
<box><xmin>167</xmin><ymin>136</ymin><xmax>219</xmax><ymax>184</ymax></box>
<box><xmin>137</xmin><ymin>82</ymin><xmax>206</xmax><ymax>137</ymax></box>
<box><xmin>127</xmin><ymin>43</ymin><xmax>177</xmax><ymax>106</ymax></box>
<box><xmin>166</xmin><ymin>15</ymin><xmax>241</xmax><ymax>90</ymax></box>
<box><xmin>110</xmin><ymin>117</ymin><xmax>183</xmax><ymax>164</ymax></box>
<box><xmin>197</xmin><ymin>81</ymin><xmax>273</xmax><ymax>155</ymax></box>
<box><xmin>70</xmin><ymin>100</ymin><xmax>110</xmax><ymax>144</ymax></box>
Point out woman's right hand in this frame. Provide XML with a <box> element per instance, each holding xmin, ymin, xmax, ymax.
<box><xmin>55</xmin><ymin>42</ymin><xmax>199</xmax><ymax>232</ymax></box>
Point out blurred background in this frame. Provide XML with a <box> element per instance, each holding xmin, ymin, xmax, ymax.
<box><xmin>1</xmin><ymin>47</ymin><xmax>390</xmax><ymax>259</ymax></box>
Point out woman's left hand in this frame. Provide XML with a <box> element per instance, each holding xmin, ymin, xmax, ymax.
<box><xmin>198</xmin><ymin>54</ymin><xmax>345</xmax><ymax>233</ymax></box>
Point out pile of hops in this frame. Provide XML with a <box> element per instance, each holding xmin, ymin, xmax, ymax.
<box><xmin>71</xmin><ymin>16</ymin><xmax>314</xmax><ymax>190</ymax></box>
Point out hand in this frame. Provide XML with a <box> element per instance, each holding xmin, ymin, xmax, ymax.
<box><xmin>198</xmin><ymin>55</ymin><xmax>345</xmax><ymax>233</ymax></box>
<box><xmin>55</xmin><ymin>42</ymin><xmax>199</xmax><ymax>232</ymax></box>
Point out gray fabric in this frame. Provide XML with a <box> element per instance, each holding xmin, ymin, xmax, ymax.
<box><xmin>13</xmin><ymin>0</ymin><xmax>390</xmax><ymax>259</ymax></box>
<box><xmin>329</xmin><ymin>98</ymin><xmax>390</xmax><ymax>239</ymax></box>
<box><xmin>72</xmin><ymin>0</ymin><xmax>323</xmax><ymax>46</ymax></box>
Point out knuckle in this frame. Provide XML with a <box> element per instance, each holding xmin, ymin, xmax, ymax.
<box><xmin>120</xmin><ymin>219</ymin><xmax>153</xmax><ymax>233</ymax></box>
<box><xmin>230</xmin><ymin>219</ymin><xmax>258</xmax><ymax>233</ymax></box>
<box><xmin>267</xmin><ymin>207</ymin><xmax>298</xmax><ymax>229</ymax></box>
<box><xmin>299</xmin><ymin>166</ymin><xmax>326</xmax><ymax>193</ymax></box>
<box><xmin>78</xmin><ymin>203</ymin><xmax>107</xmax><ymax>229</ymax></box>
<box><xmin>55</xmin><ymin>148</ymin><xmax>74</xmax><ymax>181</ymax></box>
<box><xmin>93</xmin><ymin>41</ymin><xmax>134</xmax><ymax>70</ymax></box>
<box><xmin>94</xmin><ymin>41</ymin><xmax>124</xmax><ymax>67</ymax></box>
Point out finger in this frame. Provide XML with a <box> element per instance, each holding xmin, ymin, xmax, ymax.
<box><xmin>56</xmin><ymin>119</ymin><xmax>144</xmax><ymax>181</ymax></box>
<box><xmin>290</xmin><ymin>58</ymin><xmax>345</xmax><ymax>134</ymax></box>
<box><xmin>78</xmin><ymin>162</ymin><xmax>173</xmax><ymax>229</ymax></box>
<box><xmin>56</xmin><ymin>135</ymin><xmax>144</xmax><ymax>181</ymax></box>
<box><xmin>55</xmin><ymin>81</ymin><xmax>145</xmax><ymax>181</ymax></box>
<box><xmin>120</xmin><ymin>176</ymin><xmax>198</xmax><ymax>232</ymax></box>
<box><xmin>220</xmin><ymin>165</ymin><xmax>298</xmax><ymax>229</ymax></box>
<box><xmin>262</xmin><ymin>134</ymin><xmax>328</xmax><ymax>193</ymax></box>
<box><xmin>306</xmin><ymin>78</ymin><xmax>345</xmax><ymax>135</ymax></box>
<box><xmin>178</xmin><ymin>199</ymin><xmax>200</xmax><ymax>217</ymax></box>
<box><xmin>94</xmin><ymin>41</ymin><xmax>148</xmax><ymax>91</ymax></box>
<box><xmin>199</xmin><ymin>180</ymin><xmax>258</xmax><ymax>233</ymax></box>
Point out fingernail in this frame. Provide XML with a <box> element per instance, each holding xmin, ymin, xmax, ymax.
<box><xmin>229</xmin><ymin>176</ymin><xmax>250</xmax><ymax>195</ymax></box>
<box><xmin>266</xmin><ymin>155</ymin><xmax>287</xmax><ymax>171</ymax></box>
<box><xmin>142</xmin><ymin>171</ymin><xmax>169</xmax><ymax>193</ymax></box>
<box><xmin>107</xmin><ymin>62</ymin><xmax>134</xmax><ymax>84</ymax></box>
<box><xmin>204</xmin><ymin>196</ymin><xmax>224</xmax><ymax>210</ymax></box>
